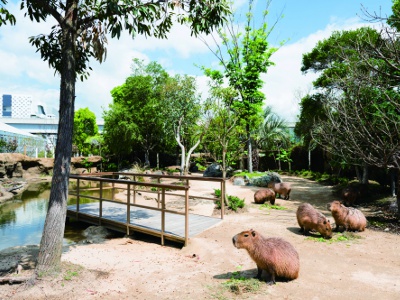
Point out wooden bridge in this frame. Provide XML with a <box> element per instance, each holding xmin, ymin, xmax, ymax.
<box><xmin>67</xmin><ymin>173</ymin><xmax>226</xmax><ymax>246</ymax></box>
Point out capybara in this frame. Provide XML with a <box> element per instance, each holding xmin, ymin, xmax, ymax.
<box><xmin>341</xmin><ymin>186</ymin><xmax>360</xmax><ymax>206</ymax></box>
<box><xmin>267</xmin><ymin>182</ymin><xmax>292</xmax><ymax>200</ymax></box>
<box><xmin>254</xmin><ymin>188</ymin><xmax>276</xmax><ymax>205</ymax></box>
<box><xmin>232</xmin><ymin>230</ymin><xmax>299</xmax><ymax>284</ymax></box>
<box><xmin>327</xmin><ymin>200</ymin><xmax>367</xmax><ymax>232</ymax></box>
<box><xmin>296</xmin><ymin>203</ymin><xmax>332</xmax><ymax>239</ymax></box>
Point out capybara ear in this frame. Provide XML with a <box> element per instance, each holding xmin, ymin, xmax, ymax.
<box><xmin>251</xmin><ymin>230</ymin><xmax>256</xmax><ymax>237</ymax></box>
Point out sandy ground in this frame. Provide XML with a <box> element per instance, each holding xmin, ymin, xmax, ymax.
<box><xmin>1</xmin><ymin>175</ymin><xmax>400</xmax><ymax>300</ymax></box>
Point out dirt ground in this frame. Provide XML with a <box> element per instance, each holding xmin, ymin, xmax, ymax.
<box><xmin>1</xmin><ymin>175</ymin><xmax>400</xmax><ymax>300</ymax></box>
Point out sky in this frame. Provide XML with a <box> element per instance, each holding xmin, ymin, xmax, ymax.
<box><xmin>0</xmin><ymin>0</ymin><xmax>394</xmax><ymax>123</ymax></box>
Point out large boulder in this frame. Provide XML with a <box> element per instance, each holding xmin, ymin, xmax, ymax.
<box><xmin>247</xmin><ymin>172</ymin><xmax>282</xmax><ymax>187</ymax></box>
<box><xmin>203</xmin><ymin>163</ymin><xmax>223</xmax><ymax>178</ymax></box>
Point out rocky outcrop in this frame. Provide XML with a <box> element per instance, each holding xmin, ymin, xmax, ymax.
<box><xmin>0</xmin><ymin>153</ymin><xmax>102</xmax><ymax>179</ymax></box>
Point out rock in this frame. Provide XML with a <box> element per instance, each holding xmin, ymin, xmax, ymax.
<box><xmin>0</xmin><ymin>245</ymin><xmax>39</xmax><ymax>276</ymax></box>
<box><xmin>248</xmin><ymin>172</ymin><xmax>282</xmax><ymax>187</ymax></box>
<box><xmin>203</xmin><ymin>163</ymin><xmax>223</xmax><ymax>178</ymax></box>
<box><xmin>233</xmin><ymin>177</ymin><xmax>246</xmax><ymax>186</ymax></box>
<box><xmin>82</xmin><ymin>226</ymin><xmax>112</xmax><ymax>243</ymax></box>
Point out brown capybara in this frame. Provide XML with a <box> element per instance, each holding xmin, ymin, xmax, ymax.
<box><xmin>254</xmin><ymin>188</ymin><xmax>276</xmax><ymax>205</ymax></box>
<box><xmin>232</xmin><ymin>230</ymin><xmax>299</xmax><ymax>284</ymax></box>
<box><xmin>296</xmin><ymin>203</ymin><xmax>332</xmax><ymax>239</ymax></box>
<box><xmin>327</xmin><ymin>200</ymin><xmax>367</xmax><ymax>232</ymax></box>
<box><xmin>267</xmin><ymin>182</ymin><xmax>291</xmax><ymax>200</ymax></box>
<box><xmin>341</xmin><ymin>186</ymin><xmax>360</xmax><ymax>206</ymax></box>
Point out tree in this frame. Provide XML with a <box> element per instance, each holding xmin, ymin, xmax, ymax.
<box><xmin>302</xmin><ymin>11</ymin><xmax>400</xmax><ymax>210</ymax></box>
<box><xmin>202</xmin><ymin>80</ymin><xmax>244</xmax><ymax>178</ymax></box>
<box><xmin>106</xmin><ymin>60</ymin><xmax>171</xmax><ymax>167</ymax></box>
<box><xmin>0</xmin><ymin>0</ymin><xmax>15</xmax><ymax>26</ymax></box>
<box><xmin>257</xmin><ymin>106</ymin><xmax>290</xmax><ymax>170</ymax></box>
<box><xmin>1</xmin><ymin>0</ymin><xmax>230</xmax><ymax>275</ymax></box>
<box><xmin>294</xmin><ymin>93</ymin><xmax>327</xmax><ymax>170</ymax></box>
<box><xmin>164</xmin><ymin>74</ymin><xmax>204</xmax><ymax>175</ymax></box>
<box><xmin>201</xmin><ymin>0</ymin><xmax>280</xmax><ymax>173</ymax></box>
<box><xmin>301</xmin><ymin>27</ymin><xmax>384</xmax><ymax>183</ymax></box>
<box><xmin>73</xmin><ymin>107</ymin><xmax>98</xmax><ymax>155</ymax></box>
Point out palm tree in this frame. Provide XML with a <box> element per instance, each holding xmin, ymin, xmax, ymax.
<box><xmin>256</xmin><ymin>106</ymin><xmax>291</xmax><ymax>170</ymax></box>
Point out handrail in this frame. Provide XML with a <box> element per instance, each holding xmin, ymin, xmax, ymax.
<box><xmin>69</xmin><ymin>173</ymin><xmax>206</xmax><ymax>246</ymax></box>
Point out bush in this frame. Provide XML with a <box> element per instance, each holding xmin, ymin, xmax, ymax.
<box><xmin>214</xmin><ymin>189</ymin><xmax>245</xmax><ymax>212</ymax></box>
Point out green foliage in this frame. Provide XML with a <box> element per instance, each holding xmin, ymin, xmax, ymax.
<box><xmin>0</xmin><ymin>0</ymin><xmax>16</xmax><ymax>26</ymax></box>
<box><xmin>292</xmin><ymin>169</ymin><xmax>348</xmax><ymax>185</ymax></box>
<box><xmin>73</xmin><ymin>108</ymin><xmax>98</xmax><ymax>155</ymax></box>
<box><xmin>260</xmin><ymin>203</ymin><xmax>287</xmax><ymax>210</ymax></box>
<box><xmin>103</xmin><ymin>59</ymin><xmax>202</xmax><ymax>167</ymax></box>
<box><xmin>306</xmin><ymin>232</ymin><xmax>362</xmax><ymax>244</ymax></box>
<box><xmin>0</xmin><ymin>137</ymin><xmax>17</xmax><ymax>153</ymax></box>
<box><xmin>214</xmin><ymin>189</ymin><xmax>245</xmax><ymax>211</ymax></box>
<box><xmin>203</xmin><ymin>0</ymin><xmax>281</xmax><ymax>173</ymax></box>
<box><xmin>221</xmin><ymin>266</ymin><xmax>262</xmax><ymax>295</ymax></box>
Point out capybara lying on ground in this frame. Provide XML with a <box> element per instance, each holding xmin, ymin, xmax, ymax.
<box><xmin>267</xmin><ymin>182</ymin><xmax>291</xmax><ymax>200</ymax></box>
<box><xmin>327</xmin><ymin>200</ymin><xmax>367</xmax><ymax>232</ymax></box>
<box><xmin>232</xmin><ymin>229</ymin><xmax>299</xmax><ymax>284</ymax></box>
<box><xmin>296</xmin><ymin>203</ymin><xmax>332</xmax><ymax>239</ymax></box>
<box><xmin>254</xmin><ymin>188</ymin><xmax>276</xmax><ymax>205</ymax></box>
<box><xmin>341</xmin><ymin>186</ymin><xmax>360</xmax><ymax>206</ymax></box>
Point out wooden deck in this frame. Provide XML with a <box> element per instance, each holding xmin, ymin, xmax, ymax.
<box><xmin>67</xmin><ymin>202</ymin><xmax>222</xmax><ymax>244</ymax></box>
<box><xmin>67</xmin><ymin>173</ymin><xmax>226</xmax><ymax>246</ymax></box>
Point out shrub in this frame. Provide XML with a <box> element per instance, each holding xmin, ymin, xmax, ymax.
<box><xmin>214</xmin><ymin>189</ymin><xmax>245</xmax><ymax>212</ymax></box>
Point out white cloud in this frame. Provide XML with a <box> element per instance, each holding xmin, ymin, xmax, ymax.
<box><xmin>263</xmin><ymin>18</ymin><xmax>375</xmax><ymax>123</ymax></box>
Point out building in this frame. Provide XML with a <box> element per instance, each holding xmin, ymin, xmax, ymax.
<box><xmin>1</xmin><ymin>94</ymin><xmax>55</xmax><ymax>119</ymax></box>
<box><xmin>0</xmin><ymin>121</ymin><xmax>46</xmax><ymax>157</ymax></box>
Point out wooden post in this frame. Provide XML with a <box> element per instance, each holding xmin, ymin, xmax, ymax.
<box><xmin>184</xmin><ymin>188</ymin><xmax>189</xmax><ymax>246</ymax></box>
<box><xmin>76</xmin><ymin>178</ymin><xmax>80</xmax><ymax>219</ymax></box>
<box><xmin>99</xmin><ymin>181</ymin><xmax>103</xmax><ymax>225</ymax></box>
<box><xmin>157</xmin><ymin>177</ymin><xmax>161</xmax><ymax>209</ymax></box>
<box><xmin>161</xmin><ymin>188</ymin><xmax>165</xmax><ymax>246</ymax></box>
<box><xmin>221</xmin><ymin>179</ymin><xmax>225</xmax><ymax>219</ymax></box>
<box><xmin>127</xmin><ymin>184</ymin><xmax>131</xmax><ymax>235</ymax></box>
<box><xmin>133</xmin><ymin>176</ymin><xmax>136</xmax><ymax>204</ymax></box>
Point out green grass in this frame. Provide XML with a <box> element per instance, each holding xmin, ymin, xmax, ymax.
<box><xmin>305</xmin><ymin>232</ymin><xmax>363</xmax><ymax>244</ymax></box>
<box><xmin>218</xmin><ymin>266</ymin><xmax>263</xmax><ymax>296</ymax></box>
<box><xmin>259</xmin><ymin>203</ymin><xmax>287</xmax><ymax>210</ymax></box>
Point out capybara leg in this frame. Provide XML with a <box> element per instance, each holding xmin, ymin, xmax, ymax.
<box><xmin>270</xmin><ymin>198</ymin><xmax>275</xmax><ymax>205</ymax></box>
<box><xmin>334</xmin><ymin>226</ymin><xmax>340</xmax><ymax>232</ymax></box>
<box><xmin>299</xmin><ymin>227</ymin><xmax>304</xmax><ymax>233</ymax></box>
<box><xmin>254</xmin><ymin>266</ymin><xmax>262</xmax><ymax>279</ymax></box>
<box><xmin>265</xmin><ymin>271</ymin><xmax>276</xmax><ymax>285</ymax></box>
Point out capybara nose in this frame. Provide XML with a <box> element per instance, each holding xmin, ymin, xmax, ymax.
<box><xmin>232</xmin><ymin>236</ymin><xmax>237</xmax><ymax>246</ymax></box>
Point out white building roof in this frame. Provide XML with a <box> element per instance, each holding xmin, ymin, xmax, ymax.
<box><xmin>0</xmin><ymin>121</ymin><xmax>38</xmax><ymax>137</ymax></box>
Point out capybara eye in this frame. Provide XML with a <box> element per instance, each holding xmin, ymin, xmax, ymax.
<box><xmin>244</xmin><ymin>234</ymin><xmax>249</xmax><ymax>237</ymax></box>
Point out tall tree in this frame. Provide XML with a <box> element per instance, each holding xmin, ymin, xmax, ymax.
<box><xmin>105</xmin><ymin>60</ymin><xmax>176</xmax><ymax>167</ymax></box>
<box><xmin>302</xmin><ymin>19</ymin><xmax>400</xmax><ymax>207</ymax></box>
<box><xmin>73</xmin><ymin>107</ymin><xmax>98</xmax><ymax>155</ymax></box>
<box><xmin>1</xmin><ymin>0</ymin><xmax>230</xmax><ymax>275</ymax></box>
<box><xmin>164</xmin><ymin>74</ymin><xmax>204</xmax><ymax>175</ymax></box>
<box><xmin>257</xmin><ymin>106</ymin><xmax>290</xmax><ymax>170</ymax></box>
<box><xmin>202</xmin><ymin>78</ymin><xmax>244</xmax><ymax>178</ymax></box>
<box><xmin>201</xmin><ymin>0</ymin><xmax>279</xmax><ymax>172</ymax></box>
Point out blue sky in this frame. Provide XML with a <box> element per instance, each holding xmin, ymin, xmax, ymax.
<box><xmin>0</xmin><ymin>0</ymin><xmax>394</xmax><ymax>122</ymax></box>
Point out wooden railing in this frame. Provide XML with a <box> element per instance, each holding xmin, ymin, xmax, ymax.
<box><xmin>68</xmin><ymin>173</ymin><xmax>226</xmax><ymax>245</ymax></box>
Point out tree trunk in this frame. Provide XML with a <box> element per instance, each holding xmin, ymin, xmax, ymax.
<box><xmin>362</xmin><ymin>163</ymin><xmax>369</xmax><ymax>185</ymax></box>
<box><xmin>144</xmin><ymin>150</ymin><xmax>150</xmax><ymax>167</ymax></box>
<box><xmin>36</xmin><ymin>5</ymin><xmax>76</xmax><ymax>275</ymax></box>
<box><xmin>397</xmin><ymin>169</ymin><xmax>400</xmax><ymax>218</ymax></box>
<box><xmin>308</xmin><ymin>149</ymin><xmax>311</xmax><ymax>170</ymax></box>
<box><xmin>184</xmin><ymin>139</ymin><xmax>201</xmax><ymax>175</ymax></box>
<box><xmin>390</xmin><ymin>168</ymin><xmax>396</xmax><ymax>197</ymax></box>
<box><xmin>247</xmin><ymin>129</ymin><xmax>253</xmax><ymax>173</ymax></box>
